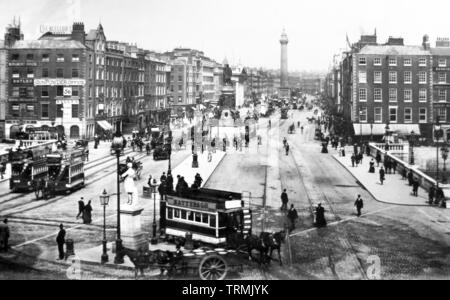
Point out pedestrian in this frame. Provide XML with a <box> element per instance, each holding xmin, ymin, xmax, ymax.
<box><xmin>211</xmin><ymin>139</ymin><xmax>216</xmax><ymax>153</ymax></box>
<box><xmin>195</xmin><ymin>173</ymin><xmax>203</xmax><ymax>187</ymax></box>
<box><xmin>175</xmin><ymin>175</ymin><xmax>182</xmax><ymax>196</ymax></box>
<box><xmin>56</xmin><ymin>224</ymin><xmax>66</xmax><ymax>260</ymax></box>
<box><xmin>83</xmin><ymin>200</ymin><xmax>93</xmax><ymax>224</ymax></box>
<box><xmin>341</xmin><ymin>147</ymin><xmax>346</xmax><ymax>157</ymax></box>
<box><xmin>412</xmin><ymin>178</ymin><xmax>419</xmax><ymax>197</ymax></box>
<box><xmin>354</xmin><ymin>195</ymin><xmax>364</xmax><ymax>217</ymax></box>
<box><xmin>315</xmin><ymin>203</ymin><xmax>327</xmax><ymax>228</ymax></box>
<box><xmin>222</xmin><ymin>138</ymin><xmax>227</xmax><ymax>152</ymax></box>
<box><xmin>301</xmin><ymin>126</ymin><xmax>304</xmax><ymax>134</ymax></box>
<box><xmin>297</xmin><ymin>121</ymin><xmax>300</xmax><ymax>128</ymax></box>
<box><xmin>158</xmin><ymin>180</ymin><xmax>166</xmax><ymax>201</ymax></box>
<box><xmin>283</xmin><ymin>137</ymin><xmax>287</xmax><ymax>148</ymax></box>
<box><xmin>379</xmin><ymin>167</ymin><xmax>385</xmax><ymax>185</ymax></box>
<box><xmin>375</xmin><ymin>151</ymin><xmax>381</xmax><ymax>167</ymax></box>
<box><xmin>287</xmin><ymin>204</ymin><xmax>298</xmax><ymax>232</ymax></box>
<box><xmin>280</xmin><ymin>189</ymin><xmax>289</xmax><ymax>211</ymax></box>
<box><xmin>166</xmin><ymin>172</ymin><xmax>174</xmax><ymax>195</ymax></box>
<box><xmin>428</xmin><ymin>186</ymin><xmax>435</xmax><ymax>205</ymax></box>
<box><xmin>408</xmin><ymin>169</ymin><xmax>414</xmax><ymax>186</ymax></box>
<box><xmin>285</xmin><ymin>143</ymin><xmax>290</xmax><ymax>156</ymax></box>
<box><xmin>402</xmin><ymin>168</ymin><xmax>407</xmax><ymax>180</ymax></box>
<box><xmin>392</xmin><ymin>160</ymin><xmax>397</xmax><ymax>174</ymax></box>
<box><xmin>146</xmin><ymin>143</ymin><xmax>151</xmax><ymax>155</ymax></box>
<box><xmin>369</xmin><ymin>159</ymin><xmax>375</xmax><ymax>173</ymax></box>
<box><xmin>76</xmin><ymin>197</ymin><xmax>85</xmax><ymax>219</ymax></box>
<box><xmin>160</xmin><ymin>172</ymin><xmax>167</xmax><ymax>183</ymax></box>
<box><xmin>0</xmin><ymin>219</ymin><xmax>10</xmax><ymax>252</ymax></box>
<box><xmin>351</xmin><ymin>153</ymin><xmax>356</xmax><ymax>167</ymax></box>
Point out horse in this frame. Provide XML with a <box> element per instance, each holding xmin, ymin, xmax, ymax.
<box><xmin>227</xmin><ymin>230</ymin><xmax>286</xmax><ymax>266</ymax></box>
<box><xmin>260</xmin><ymin>231</ymin><xmax>286</xmax><ymax>266</ymax></box>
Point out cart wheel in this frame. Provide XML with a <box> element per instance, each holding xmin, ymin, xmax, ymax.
<box><xmin>199</xmin><ymin>255</ymin><xmax>228</xmax><ymax>281</ymax></box>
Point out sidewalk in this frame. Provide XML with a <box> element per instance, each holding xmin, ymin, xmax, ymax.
<box><xmin>332</xmin><ymin>148</ymin><xmax>429</xmax><ymax>206</ymax></box>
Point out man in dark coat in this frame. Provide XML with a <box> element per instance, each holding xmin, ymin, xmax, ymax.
<box><xmin>56</xmin><ymin>224</ymin><xmax>66</xmax><ymax>260</ymax></box>
<box><xmin>76</xmin><ymin>197</ymin><xmax>85</xmax><ymax>219</ymax></box>
<box><xmin>285</xmin><ymin>143</ymin><xmax>290</xmax><ymax>156</ymax></box>
<box><xmin>287</xmin><ymin>205</ymin><xmax>299</xmax><ymax>232</ymax></box>
<box><xmin>375</xmin><ymin>152</ymin><xmax>381</xmax><ymax>167</ymax></box>
<box><xmin>194</xmin><ymin>173</ymin><xmax>203</xmax><ymax>187</ymax></box>
<box><xmin>351</xmin><ymin>154</ymin><xmax>356</xmax><ymax>167</ymax></box>
<box><xmin>166</xmin><ymin>172</ymin><xmax>174</xmax><ymax>195</ymax></box>
<box><xmin>160</xmin><ymin>172</ymin><xmax>167</xmax><ymax>183</ymax></box>
<box><xmin>315</xmin><ymin>204</ymin><xmax>327</xmax><ymax>228</ymax></box>
<box><xmin>428</xmin><ymin>186</ymin><xmax>435</xmax><ymax>205</ymax></box>
<box><xmin>412</xmin><ymin>178</ymin><xmax>419</xmax><ymax>197</ymax></box>
<box><xmin>392</xmin><ymin>160</ymin><xmax>397</xmax><ymax>174</ymax></box>
<box><xmin>408</xmin><ymin>170</ymin><xmax>414</xmax><ymax>186</ymax></box>
<box><xmin>281</xmin><ymin>189</ymin><xmax>289</xmax><ymax>211</ymax></box>
<box><xmin>354</xmin><ymin>195</ymin><xmax>364</xmax><ymax>217</ymax></box>
<box><xmin>379</xmin><ymin>167</ymin><xmax>385</xmax><ymax>185</ymax></box>
<box><xmin>83</xmin><ymin>201</ymin><xmax>93</xmax><ymax>224</ymax></box>
<box><xmin>158</xmin><ymin>180</ymin><xmax>166</xmax><ymax>201</ymax></box>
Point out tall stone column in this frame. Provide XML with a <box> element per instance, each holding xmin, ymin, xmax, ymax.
<box><xmin>279</xmin><ymin>29</ymin><xmax>291</xmax><ymax>99</ymax></box>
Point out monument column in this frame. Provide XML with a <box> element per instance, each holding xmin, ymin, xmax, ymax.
<box><xmin>279</xmin><ymin>29</ymin><xmax>291</xmax><ymax>99</ymax></box>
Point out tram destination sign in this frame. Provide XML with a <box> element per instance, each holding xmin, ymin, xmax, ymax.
<box><xmin>168</xmin><ymin>197</ymin><xmax>216</xmax><ymax>212</ymax></box>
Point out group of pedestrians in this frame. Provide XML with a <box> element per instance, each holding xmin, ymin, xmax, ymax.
<box><xmin>76</xmin><ymin>197</ymin><xmax>93</xmax><ymax>224</ymax></box>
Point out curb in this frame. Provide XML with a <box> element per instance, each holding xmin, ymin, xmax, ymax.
<box><xmin>331</xmin><ymin>154</ymin><xmax>431</xmax><ymax>207</ymax></box>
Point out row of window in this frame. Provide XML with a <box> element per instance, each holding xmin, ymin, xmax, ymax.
<box><xmin>359</xmin><ymin>56</ymin><xmax>429</xmax><ymax>67</ymax></box>
<box><xmin>11</xmin><ymin>53</ymin><xmax>80</xmax><ymax>62</ymax></box>
<box><xmin>10</xmin><ymin>103</ymin><xmax>79</xmax><ymax>119</ymax></box>
<box><xmin>167</xmin><ymin>207</ymin><xmax>217</xmax><ymax>228</ymax></box>
<box><xmin>359</xmin><ymin>107</ymin><xmax>429</xmax><ymax>123</ymax></box>
<box><xmin>12</xmin><ymin>68</ymin><xmax>80</xmax><ymax>79</ymax></box>
<box><xmin>359</xmin><ymin>71</ymin><xmax>429</xmax><ymax>84</ymax></box>
<box><xmin>11</xmin><ymin>86</ymin><xmax>80</xmax><ymax>98</ymax></box>
<box><xmin>359</xmin><ymin>88</ymin><xmax>429</xmax><ymax>102</ymax></box>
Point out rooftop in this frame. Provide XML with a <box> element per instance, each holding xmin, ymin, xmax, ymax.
<box><xmin>11</xmin><ymin>39</ymin><xmax>86</xmax><ymax>49</ymax></box>
<box><xmin>359</xmin><ymin>45</ymin><xmax>429</xmax><ymax>56</ymax></box>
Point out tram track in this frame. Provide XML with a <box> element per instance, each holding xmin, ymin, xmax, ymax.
<box><xmin>285</xmin><ymin>119</ymin><xmax>368</xmax><ymax>280</ymax></box>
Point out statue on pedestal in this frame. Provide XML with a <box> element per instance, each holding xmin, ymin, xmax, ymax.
<box><xmin>122</xmin><ymin>163</ymin><xmax>139</xmax><ymax>206</ymax></box>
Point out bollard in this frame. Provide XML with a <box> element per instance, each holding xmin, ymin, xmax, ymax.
<box><xmin>65</xmin><ymin>239</ymin><xmax>75</xmax><ymax>260</ymax></box>
<box><xmin>192</xmin><ymin>153</ymin><xmax>199</xmax><ymax>168</ymax></box>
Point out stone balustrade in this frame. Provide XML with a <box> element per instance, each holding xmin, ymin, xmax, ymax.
<box><xmin>368</xmin><ymin>143</ymin><xmax>449</xmax><ymax>199</ymax></box>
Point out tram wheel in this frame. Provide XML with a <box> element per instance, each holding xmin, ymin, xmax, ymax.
<box><xmin>198</xmin><ymin>255</ymin><xmax>228</xmax><ymax>281</ymax></box>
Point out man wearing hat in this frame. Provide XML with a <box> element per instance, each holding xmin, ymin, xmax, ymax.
<box><xmin>76</xmin><ymin>198</ymin><xmax>85</xmax><ymax>219</ymax></box>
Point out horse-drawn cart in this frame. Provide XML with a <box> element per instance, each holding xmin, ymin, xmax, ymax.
<box><xmin>125</xmin><ymin>246</ymin><xmax>244</xmax><ymax>280</ymax></box>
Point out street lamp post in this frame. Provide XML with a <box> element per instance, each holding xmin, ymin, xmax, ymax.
<box><xmin>409</xmin><ymin>130</ymin><xmax>416</xmax><ymax>165</ymax></box>
<box><xmin>99</xmin><ymin>189</ymin><xmax>110</xmax><ymax>264</ymax></box>
<box><xmin>385</xmin><ymin>122</ymin><xmax>390</xmax><ymax>152</ymax></box>
<box><xmin>112</xmin><ymin>131</ymin><xmax>124</xmax><ymax>264</ymax></box>
<box><xmin>167</xmin><ymin>96</ymin><xmax>174</xmax><ymax>174</ymax></box>
<box><xmin>370</xmin><ymin>123</ymin><xmax>373</xmax><ymax>142</ymax></box>
<box><xmin>150</xmin><ymin>178</ymin><xmax>159</xmax><ymax>245</ymax></box>
<box><xmin>435</xmin><ymin>116</ymin><xmax>442</xmax><ymax>188</ymax></box>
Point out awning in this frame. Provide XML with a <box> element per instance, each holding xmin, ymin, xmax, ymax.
<box><xmin>96</xmin><ymin>120</ymin><xmax>113</xmax><ymax>131</ymax></box>
<box><xmin>353</xmin><ymin>124</ymin><xmax>421</xmax><ymax>136</ymax></box>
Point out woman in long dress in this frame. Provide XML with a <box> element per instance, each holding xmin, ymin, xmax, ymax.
<box><xmin>122</xmin><ymin>163</ymin><xmax>136</xmax><ymax>204</ymax></box>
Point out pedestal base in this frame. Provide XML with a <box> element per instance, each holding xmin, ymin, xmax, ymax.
<box><xmin>120</xmin><ymin>207</ymin><xmax>149</xmax><ymax>252</ymax></box>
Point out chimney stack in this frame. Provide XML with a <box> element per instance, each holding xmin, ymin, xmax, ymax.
<box><xmin>436</xmin><ymin>37</ymin><xmax>450</xmax><ymax>48</ymax></box>
<box><xmin>71</xmin><ymin>22</ymin><xmax>85</xmax><ymax>44</ymax></box>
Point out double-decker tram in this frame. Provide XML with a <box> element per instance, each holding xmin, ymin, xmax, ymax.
<box><xmin>10</xmin><ymin>147</ymin><xmax>48</xmax><ymax>192</ymax></box>
<box><xmin>46</xmin><ymin>150</ymin><xmax>85</xmax><ymax>194</ymax></box>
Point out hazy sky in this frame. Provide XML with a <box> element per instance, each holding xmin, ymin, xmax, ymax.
<box><xmin>2</xmin><ymin>0</ymin><xmax>450</xmax><ymax>72</ymax></box>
